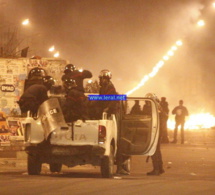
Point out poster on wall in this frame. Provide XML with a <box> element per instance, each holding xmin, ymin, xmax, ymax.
<box><xmin>0</xmin><ymin>112</ymin><xmax>10</xmax><ymax>146</ymax></box>
<box><xmin>0</xmin><ymin>57</ymin><xmax>68</xmax><ymax>146</ymax></box>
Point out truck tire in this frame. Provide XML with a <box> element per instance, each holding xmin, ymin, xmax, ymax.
<box><xmin>27</xmin><ymin>153</ymin><xmax>42</xmax><ymax>175</ymax></box>
<box><xmin>49</xmin><ymin>163</ymin><xmax>62</xmax><ymax>173</ymax></box>
<box><xmin>100</xmin><ymin>145</ymin><xmax>114</xmax><ymax>178</ymax></box>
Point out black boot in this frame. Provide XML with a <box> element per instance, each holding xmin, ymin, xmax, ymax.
<box><xmin>147</xmin><ymin>169</ymin><xmax>160</xmax><ymax>176</ymax></box>
<box><xmin>159</xmin><ymin>166</ymin><xmax>165</xmax><ymax>174</ymax></box>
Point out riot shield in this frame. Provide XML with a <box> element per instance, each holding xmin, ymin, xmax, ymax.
<box><xmin>38</xmin><ymin>98</ymin><xmax>68</xmax><ymax>139</ymax></box>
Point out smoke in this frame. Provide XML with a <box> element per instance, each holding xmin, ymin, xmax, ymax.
<box><xmin>3</xmin><ymin>0</ymin><xmax>214</xmax><ymax>114</ymax></box>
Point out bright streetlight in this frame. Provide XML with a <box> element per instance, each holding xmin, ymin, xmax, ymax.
<box><xmin>53</xmin><ymin>52</ymin><xmax>59</xmax><ymax>58</ymax></box>
<box><xmin>22</xmin><ymin>19</ymin><xmax>30</xmax><ymax>26</ymax></box>
<box><xmin>197</xmin><ymin>19</ymin><xmax>205</xmax><ymax>27</ymax></box>
<box><xmin>49</xmin><ymin>46</ymin><xmax>55</xmax><ymax>52</ymax></box>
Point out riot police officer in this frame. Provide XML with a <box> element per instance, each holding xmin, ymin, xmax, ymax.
<box><xmin>95</xmin><ymin>69</ymin><xmax>130</xmax><ymax>175</ymax></box>
<box><xmin>61</xmin><ymin>77</ymin><xmax>88</xmax><ymax>122</ymax></box>
<box><xmin>61</xmin><ymin>64</ymin><xmax>92</xmax><ymax>92</ymax></box>
<box><xmin>145</xmin><ymin>93</ymin><xmax>165</xmax><ymax>176</ymax></box>
<box><xmin>18</xmin><ymin>76</ymin><xmax>55</xmax><ymax>116</ymax></box>
<box><xmin>96</xmin><ymin>69</ymin><xmax>118</xmax><ymax>118</ymax></box>
<box><xmin>24</xmin><ymin>67</ymin><xmax>48</xmax><ymax>91</ymax></box>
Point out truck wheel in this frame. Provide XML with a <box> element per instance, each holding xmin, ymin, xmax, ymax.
<box><xmin>49</xmin><ymin>163</ymin><xmax>62</xmax><ymax>173</ymax></box>
<box><xmin>28</xmin><ymin>153</ymin><xmax>42</xmax><ymax>175</ymax></box>
<box><xmin>100</xmin><ymin>145</ymin><xmax>114</xmax><ymax>178</ymax></box>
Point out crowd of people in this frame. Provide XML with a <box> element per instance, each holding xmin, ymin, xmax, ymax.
<box><xmin>17</xmin><ymin>63</ymin><xmax>189</xmax><ymax>176</ymax></box>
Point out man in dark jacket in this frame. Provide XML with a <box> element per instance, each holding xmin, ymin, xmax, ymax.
<box><xmin>97</xmin><ymin>69</ymin><xmax>118</xmax><ymax>118</ymax></box>
<box><xmin>24</xmin><ymin>67</ymin><xmax>47</xmax><ymax>91</ymax></box>
<box><xmin>95</xmin><ymin>69</ymin><xmax>129</xmax><ymax>175</ymax></box>
<box><xmin>145</xmin><ymin>93</ymin><xmax>165</xmax><ymax>176</ymax></box>
<box><xmin>62</xmin><ymin>77</ymin><xmax>88</xmax><ymax>122</ymax></box>
<box><xmin>61</xmin><ymin>64</ymin><xmax>92</xmax><ymax>92</ymax></box>
<box><xmin>172</xmin><ymin>100</ymin><xmax>189</xmax><ymax>144</ymax></box>
<box><xmin>18</xmin><ymin>76</ymin><xmax>55</xmax><ymax>116</ymax></box>
<box><xmin>160</xmin><ymin>97</ymin><xmax>170</xmax><ymax>143</ymax></box>
<box><xmin>130</xmin><ymin>100</ymin><xmax>142</xmax><ymax>115</ymax></box>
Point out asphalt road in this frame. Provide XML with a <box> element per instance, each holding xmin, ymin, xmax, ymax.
<box><xmin>0</xmin><ymin>129</ymin><xmax>215</xmax><ymax>195</ymax></box>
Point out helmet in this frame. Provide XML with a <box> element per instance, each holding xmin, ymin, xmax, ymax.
<box><xmin>161</xmin><ymin>97</ymin><xmax>166</xmax><ymax>101</ymax></box>
<box><xmin>99</xmin><ymin>69</ymin><xmax>112</xmax><ymax>79</ymax></box>
<box><xmin>28</xmin><ymin>67</ymin><xmax>47</xmax><ymax>79</ymax></box>
<box><xmin>145</xmin><ymin>93</ymin><xmax>159</xmax><ymax>102</ymax></box>
<box><xmin>42</xmin><ymin>76</ymin><xmax>55</xmax><ymax>90</ymax></box>
<box><xmin>64</xmin><ymin>64</ymin><xmax>76</xmax><ymax>74</ymax></box>
<box><xmin>63</xmin><ymin>77</ymin><xmax>77</xmax><ymax>89</ymax></box>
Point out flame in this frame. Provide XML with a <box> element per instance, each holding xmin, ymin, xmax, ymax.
<box><xmin>126</xmin><ymin>40</ymin><xmax>183</xmax><ymax>96</ymax></box>
<box><xmin>168</xmin><ymin>113</ymin><xmax>215</xmax><ymax>130</ymax></box>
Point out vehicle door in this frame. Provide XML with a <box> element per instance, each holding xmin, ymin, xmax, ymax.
<box><xmin>118</xmin><ymin>97</ymin><xmax>159</xmax><ymax>156</ymax></box>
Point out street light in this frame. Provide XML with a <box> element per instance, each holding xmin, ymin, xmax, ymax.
<box><xmin>53</xmin><ymin>51</ymin><xmax>59</xmax><ymax>58</ymax></box>
<box><xmin>22</xmin><ymin>19</ymin><xmax>29</xmax><ymax>26</ymax></box>
<box><xmin>197</xmin><ymin>19</ymin><xmax>205</xmax><ymax>27</ymax></box>
<box><xmin>49</xmin><ymin>46</ymin><xmax>55</xmax><ymax>52</ymax></box>
<box><xmin>176</xmin><ymin>40</ymin><xmax>183</xmax><ymax>46</ymax></box>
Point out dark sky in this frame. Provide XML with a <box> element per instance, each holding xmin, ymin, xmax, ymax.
<box><xmin>2</xmin><ymin>0</ymin><xmax>215</xmax><ymax>114</ymax></box>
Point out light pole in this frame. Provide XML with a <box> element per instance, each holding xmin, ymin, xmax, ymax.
<box><xmin>0</xmin><ymin>18</ymin><xmax>30</xmax><ymax>57</ymax></box>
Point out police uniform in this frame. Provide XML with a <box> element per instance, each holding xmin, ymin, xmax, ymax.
<box><xmin>61</xmin><ymin>69</ymin><xmax>92</xmax><ymax>92</ymax></box>
<box><xmin>18</xmin><ymin>84</ymin><xmax>48</xmax><ymax>116</ymax></box>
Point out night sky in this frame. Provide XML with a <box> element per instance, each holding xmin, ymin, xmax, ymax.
<box><xmin>1</xmin><ymin>0</ymin><xmax>215</xmax><ymax>114</ymax></box>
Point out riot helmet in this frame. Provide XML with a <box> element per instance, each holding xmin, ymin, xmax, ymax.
<box><xmin>64</xmin><ymin>64</ymin><xmax>76</xmax><ymax>74</ymax></box>
<box><xmin>28</xmin><ymin>67</ymin><xmax>47</xmax><ymax>79</ymax></box>
<box><xmin>99</xmin><ymin>69</ymin><xmax>112</xmax><ymax>79</ymax></box>
<box><xmin>42</xmin><ymin>76</ymin><xmax>55</xmax><ymax>90</ymax></box>
<box><xmin>145</xmin><ymin>93</ymin><xmax>159</xmax><ymax>102</ymax></box>
<box><xmin>62</xmin><ymin>77</ymin><xmax>77</xmax><ymax>90</ymax></box>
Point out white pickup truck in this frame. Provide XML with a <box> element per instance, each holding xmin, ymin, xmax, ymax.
<box><xmin>23</xmin><ymin>96</ymin><xmax>160</xmax><ymax>178</ymax></box>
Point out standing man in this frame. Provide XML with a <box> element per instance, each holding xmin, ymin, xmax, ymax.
<box><xmin>160</xmin><ymin>97</ymin><xmax>169</xmax><ymax>143</ymax></box>
<box><xmin>130</xmin><ymin>100</ymin><xmax>142</xmax><ymax>115</ymax></box>
<box><xmin>172</xmin><ymin>100</ymin><xmax>189</xmax><ymax>144</ymax></box>
<box><xmin>96</xmin><ymin>69</ymin><xmax>118</xmax><ymax>118</ymax></box>
<box><xmin>145</xmin><ymin>93</ymin><xmax>165</xmax><ymax>176</ymax></box>
<box><xmin>61</xmin><ymin>64</ymin><xmax>92</xmax><ymax>93</ymax></box>
<box><xmin>97</xmin><ymin>69</ymin><xmax>130</xmax><ymax>175</ymax></box>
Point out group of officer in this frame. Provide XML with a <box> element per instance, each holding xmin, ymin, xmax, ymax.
<box><xmin>18</xmin><ymin>64</ymin><xmax>116</xmax><ymax>120</ymax></box>
<box><xmin>18</xmin><ymin>64</ymin><xmax>128</xmax><ymax>175</ymax></box>
<box><xmin>18</xmin><ymin>64</ymin><xmax>173</xmax><ymax>176</ymax></box>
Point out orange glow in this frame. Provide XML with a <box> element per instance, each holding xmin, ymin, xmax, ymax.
<box><xmin>168</xmin><ymin>113</ymin><xmax>215</xmax><ymax>130</ymax></box>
